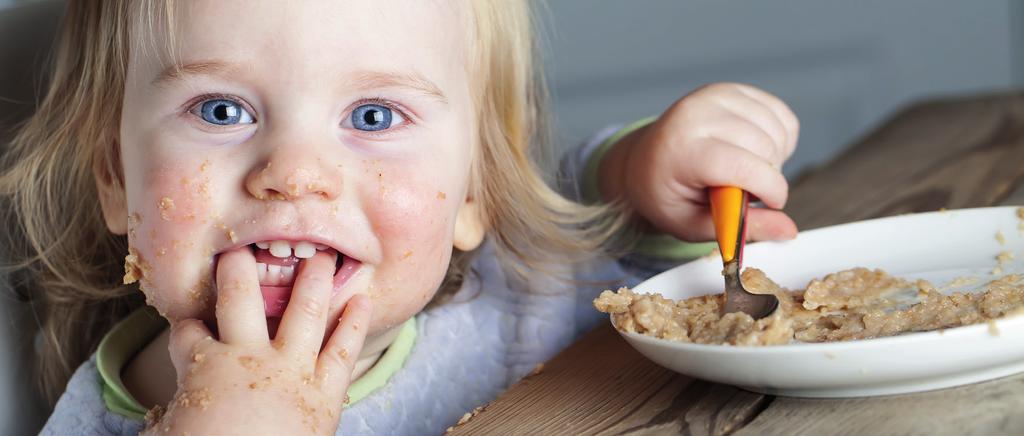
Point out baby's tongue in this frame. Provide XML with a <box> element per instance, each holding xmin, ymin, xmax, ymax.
<box><xmin>254</xmin><ymin>248</ymin><xmax>303</xmax><ymax>317</ymax></box>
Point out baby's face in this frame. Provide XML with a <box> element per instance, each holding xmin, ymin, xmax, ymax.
<box><xmin>106</xmin><ymin>1</ymin><xmax>481</xmax><ymax>335</ymax></box>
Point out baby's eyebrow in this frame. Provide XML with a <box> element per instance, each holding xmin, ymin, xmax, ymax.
<box><xmin>151</xmin><ymin>60</ymin><xmax>240</xmax><ymax>88</ymax></box>
<box><xmin>348</xmin><ymin>70</ymin><xmax>448</xmax><ymax>105</ymax></box>
<box><xmin>152</xmin><ymin>61</ymin><xmax>448</xmax><ymax>105</ymax></box>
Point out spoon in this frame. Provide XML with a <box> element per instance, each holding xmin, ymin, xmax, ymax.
<box><xmin>709</xmin><ymin>186</ymin><xmax>778</xmax><ymax>319</ymax></box>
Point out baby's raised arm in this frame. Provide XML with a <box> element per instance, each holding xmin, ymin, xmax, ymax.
<box><xmin>597</xmin><ymin>82</ymin><xmax>800</xmax><ymax>243</ymax></box>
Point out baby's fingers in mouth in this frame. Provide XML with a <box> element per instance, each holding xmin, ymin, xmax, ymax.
<box><xmin>249</xmin><ymin>242</ymin><xmax>354</xmax><ymax>318</ymax></box>
<box><xmin>272</xmin><ymin>250</ymin><xmax>339</xmax><ymax>355</ymax></box>
<box><xmin>213</xmin><ymin>247</ymin><xmax>270</xmax><ymax>345</ymax></box>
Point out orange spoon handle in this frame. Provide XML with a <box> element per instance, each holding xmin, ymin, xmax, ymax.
<box><xmin>709</xmin><ymin>186</ymin><xmax>749</xmax><ymax>263</ymax></box>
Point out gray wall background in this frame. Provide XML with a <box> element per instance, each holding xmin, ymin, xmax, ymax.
<box><xmin>541</xmin><ymin>1</ymin><xmax>1022</xmax><ymax>177</ymax></box>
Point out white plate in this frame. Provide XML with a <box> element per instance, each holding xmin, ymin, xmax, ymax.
<box><xmin>619</xmin><ymin>206</ymin><xmax>1024</xmax><ymax>398</ymax></box>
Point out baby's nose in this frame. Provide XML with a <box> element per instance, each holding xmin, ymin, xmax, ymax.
<box><xmin>245</xmin><ymin>157</ymin><xmax>341</xmax><ymax>201</ymax></box>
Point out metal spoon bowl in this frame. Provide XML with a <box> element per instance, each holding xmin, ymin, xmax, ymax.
<box><xmin>721</xmin><ymin>255</ymin><xmax>778</xmax><ymax>319</ymax></box>
<box><xmin>710</xmin><ymin>187</ymin><xmax>779</xmax><ymax>319</ymax></box>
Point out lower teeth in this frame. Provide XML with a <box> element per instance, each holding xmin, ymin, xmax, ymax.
<box><xmin>257</xmin><ymin>256</ymin><xmax>344</xmax><ymax>287</ymax></box>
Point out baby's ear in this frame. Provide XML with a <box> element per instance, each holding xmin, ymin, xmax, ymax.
<box><xmin>453</xmin><ymin>195</ymin><xmax>485</xmax><ymax>251</ymax></box>
<box><xmin>93</xmin><ymin>143</ymin><xmax>129</xmax><ymax>235</ymax></box>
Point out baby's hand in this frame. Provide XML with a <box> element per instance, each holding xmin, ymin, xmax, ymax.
<box><xmin>599</xmin><ymin>82</ymin><xmax>800</xmax><ymax>242</ymax></box>
<box><xmin>144</xmin><ymin>248</ymin><xmax>372</xmax><ymax>435</ymax></box>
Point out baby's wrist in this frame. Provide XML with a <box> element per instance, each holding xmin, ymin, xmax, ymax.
<box><xmin>596</xmin><ymin>125</ymin><xmax>644</xmax><ymax>204</ymax></box>
<box><xmin>586</xmin><ymin>117</ymin><xmax>718</xmax><ymax>261</ymax></box>
<box><xmin>583</xmin><ymin>116</ymin><xmax>658</xmax><ymax>205</ymax></box>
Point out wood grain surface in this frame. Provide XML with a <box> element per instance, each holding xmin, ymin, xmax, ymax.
<box><xmin>447</xmin><ymin>92</ymin><xmax>1024</xmax><ymax>436</ymax></box>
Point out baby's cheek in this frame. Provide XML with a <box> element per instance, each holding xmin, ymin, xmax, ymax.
<box><xmin>366</xmin><ymin>180</ymin><xmax>457</xmax><ymax>324</ymax></box>
<box><xmin>126</xmin><ymin>163</ymin><xmax>218</xmax><ymax>320</ymax></box>
<box><xmin>375</xmin><ymin>184</ymin><xmax>454</xmax><ymax>266</ymax></box>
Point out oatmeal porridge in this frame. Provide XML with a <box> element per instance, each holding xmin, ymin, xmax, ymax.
<box><xmin>594</xmin><ymin>268</ymin><xmax>1024</xmax><ymax>346</ymax></box>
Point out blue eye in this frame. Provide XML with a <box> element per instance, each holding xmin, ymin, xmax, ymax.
<box><xmin>348</xmin><ymin>104</ymin><xmax>405</xmax><ymax>132</ymax></box>
<box><xmin>197</xmin><ymin>99</ymin><xmax>254</xmax><ymax>125</ymax></box>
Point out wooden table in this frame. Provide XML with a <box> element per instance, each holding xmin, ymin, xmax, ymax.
<box><xmin>448</xmin><ymin>92</ymin><xmax>1024</xmax><ymax>435</ymax></box>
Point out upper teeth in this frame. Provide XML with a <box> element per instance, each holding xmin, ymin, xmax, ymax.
<box><xmin>255</xmin><ymin>240</ymin><xmax>329</xmax><ymax>259</ymax></box>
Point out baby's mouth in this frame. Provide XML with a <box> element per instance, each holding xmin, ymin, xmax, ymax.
<box><xmin>250</xmin><ymin>240</ymin><xmax>361</xmax><ymax>317</ymax></box>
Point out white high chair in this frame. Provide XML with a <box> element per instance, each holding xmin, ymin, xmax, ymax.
<box><xmin>1</xmin><ymin>1</ymin><xmax>67</xmax><ymax>434</ymax></box>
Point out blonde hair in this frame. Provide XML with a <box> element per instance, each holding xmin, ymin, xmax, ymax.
<box><xmin>0</xmin><ymin>0</ymin><xmax>624</xmax><ymax>406</ymax></box>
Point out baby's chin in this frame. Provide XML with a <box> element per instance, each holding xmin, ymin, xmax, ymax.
<box><xmin>136</xmin><ymin>284</ymin><xmax>212</xmax><ymax>322</ymax></box>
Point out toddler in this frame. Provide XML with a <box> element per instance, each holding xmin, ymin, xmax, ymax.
<box><xmin>0</xmin><ymin>1</ymin><xmax>798</xmax><ymax>434</ymax></box>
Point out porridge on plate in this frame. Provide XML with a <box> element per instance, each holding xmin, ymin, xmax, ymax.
<box><xmin>594</xmin><ymin>267</ymin><xmax>1024</xmax><ymax>346</ymax></box>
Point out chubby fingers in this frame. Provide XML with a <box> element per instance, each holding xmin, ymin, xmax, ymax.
<box><xmin>659</xmin><ymin>207</ymin><xmax>798</xmax><ymax>243</ymax></box>
<box><xmin>732</xmin><ymin>83</ymin><xmax>800</xmax><ymax>158</ymax></box>
<box><xmin>682</xmin><ymin>139</ymin><xmax>789</xmax><ymax>210</ymax></box>
<box><xmin>274</xmin><ymin>250</ymin><xmax>338</xmax><ymax>355</ymax></box>
<box><xmin>746</xmin><ymin>208</ymin><xmax>799</xmax><ymax>241</ymax></box>
<box><xmin>706</xmin><ymin>83</ymin><xmax>798</xmax><ymax>164</ymax></box>
<box><xmin>682</xmin><ymin>83</ymin><xmax>799</xmax><ymax>166</ymax></box>
<box><xmin>700</xmin><ymin>113</ymin><xmax>779</xmax><ymax>167</ymax></box>
<box><xmin>316</xmin><ymin>294</ymin><xmax>372</xmax><ymax>401</ymax></box>
<box><xmin>168</xmin><ymin>318</ymin><xmax>214</xmax><ymax>384</ymax></box>
<box><xmin>215</xmin><ymin>247</ymin><xmax>269</xmax><ymax>346</ymax></box>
